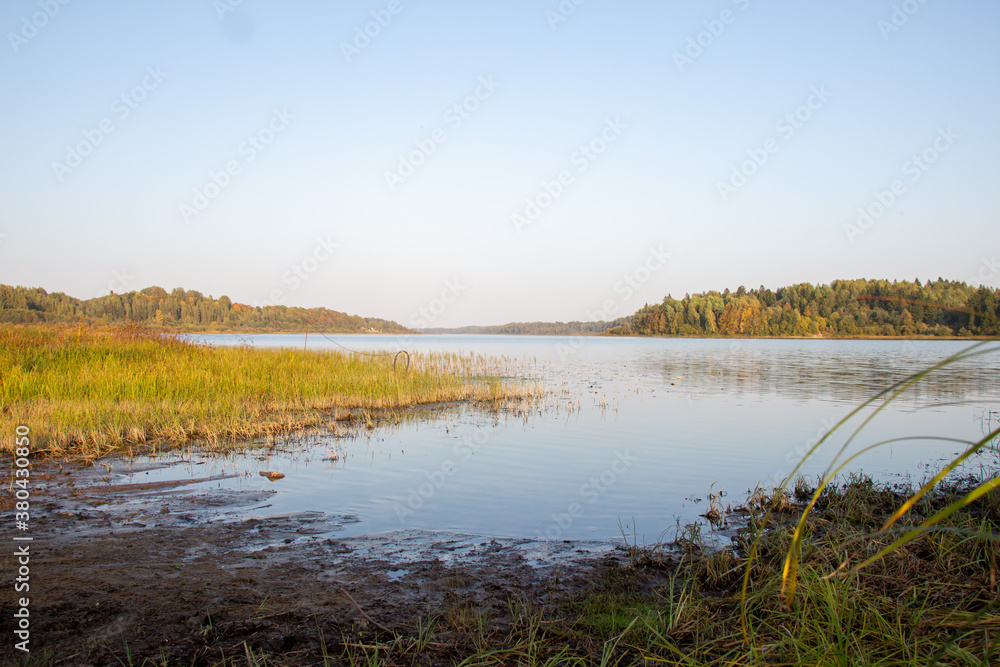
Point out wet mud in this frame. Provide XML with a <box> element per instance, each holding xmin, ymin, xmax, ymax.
<box><xmin>0</xmin><ymin>459</ymin><xmax>638</xmax><ymax>665</ymax></box>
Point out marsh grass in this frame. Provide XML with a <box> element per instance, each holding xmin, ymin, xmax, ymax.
<box><xmin>749</xmin><ymin>340</ymin><xmax>1000</xmax><ymax>648</ymax></box>
<box><xmin>402</xmin><ymin>476</ymin><xmax>995</xmax><ymax>667</ymax></box>
<box><xmin>13</xmin><ymin>332</ymin><xmax>999</xmax><ymax>665</ymax></box>
<box><xmin>0</xmin><ymin>324</ymin><xmax>539</xmax><ymax>459</ymax></box>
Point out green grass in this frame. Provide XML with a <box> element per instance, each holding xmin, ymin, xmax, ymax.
<box><xmin>0</xmin><ymin>324</ymin><xmax>538</xmax><ymax>458</ymax></box>
<box><xmin>331</xmin><ymin>476</ymin><xmax>998</xmax><ymax>667</ymax></box>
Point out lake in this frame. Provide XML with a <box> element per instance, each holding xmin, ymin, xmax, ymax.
<box><xmin>123</xmin><ymin>335</ymin><xmax>1000</xmax><ymax>543</ymax></box>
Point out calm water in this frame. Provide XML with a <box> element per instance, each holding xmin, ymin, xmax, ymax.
<box><xmin>127</xmin><ymin>336</ymin><xmax>1000</xmax><ymax>542</ymax></box>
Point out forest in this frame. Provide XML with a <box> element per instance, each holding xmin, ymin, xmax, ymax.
<box><xmin>608</xmin><ymin>278</ymin><xmax>1000</xmax><ymax>337</ymax></box>
<box><xmin>418</xmin><ymin>319</ymin><xmax>630</xmax><ymax>335</ymax></box>
<box><xmin>0</xmin><ymin>285</ymin><xmax>410</xmax><ymax>333</ymax></box>
<box><xmin>3</xmin><ymin>278</ymin><xmax>999</xmax><ymax>338</ymax></box>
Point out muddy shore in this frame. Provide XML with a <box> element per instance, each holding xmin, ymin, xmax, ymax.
<box><xmin>1</xmin><ymin>459</ymin><xmax>648</xmax><ymax>666</ymax></box>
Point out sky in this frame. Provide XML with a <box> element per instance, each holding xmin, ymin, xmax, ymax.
<box><xmin>1</xmin><ymin>0</ymin><xmax>998</xmax><ymax>328</ymax></box>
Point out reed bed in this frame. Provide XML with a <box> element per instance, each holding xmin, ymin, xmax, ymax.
<box><xmin>0</xmin><ymin>325</ymin><xmax>540</xmax><ymax>459</ymax></box>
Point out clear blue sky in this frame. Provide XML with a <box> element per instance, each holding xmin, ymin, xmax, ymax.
<box><xmin>1</xmin><ymin>0</ymin><xmax>998</xmax><ymax>327</ymax></box>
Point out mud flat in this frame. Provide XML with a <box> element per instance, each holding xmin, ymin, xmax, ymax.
<box><xmin>5</xmin><ymin>450</ymin><xmax>995</xmax><ymax>665</ymax></box>
<box><xmin>0</xmin><ymin>460</ymin><xmax>635</xmax><ymax>665</ymax></box>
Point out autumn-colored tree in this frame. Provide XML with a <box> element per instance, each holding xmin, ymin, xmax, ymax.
<box><xmin>606</xmin><ymin>278</ymin><xmax>1000</xmax><ymax>338</ymax></box>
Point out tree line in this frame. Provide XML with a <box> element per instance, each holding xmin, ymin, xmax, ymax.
<box><xmin>0</xmin><ymin>285</ymin><xmax>410</xmax><ymax>333</ymax></box>
<box><xmin>418</xmin><ymin>319</ymin><xmax>631</xmax><ymax>335</ymax></box>
<box><xmin>4</xmin><ymin>279</ymin><xmax>997</xmax><ymax>338</ymax></box>
<box><xmin>608</xmin><ymin>279</ymin><xmax>1000</xmax><ymax>337</ymax></box>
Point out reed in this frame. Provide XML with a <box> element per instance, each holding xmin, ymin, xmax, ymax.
<box><xmin>9</xmin><ymin>329</ymin><xmax>997</xmax><ymax>665</ymax></box>
<box><xmin>0</xmin><ymin>324</ymin><xmax>539</xmax><ymax>459</ymax></box>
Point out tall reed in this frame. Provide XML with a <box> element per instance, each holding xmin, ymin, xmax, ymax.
<box><xmin>0</xmin><ymin>325</ymin><xmax>539</xmax><ymax>458</ymax></box>
<box><xmin>740</xmin><ymin>338</ymin><xmax>1000</xmax><ymax>663</ymax></box>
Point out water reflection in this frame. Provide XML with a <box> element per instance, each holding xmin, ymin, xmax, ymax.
<box><xmin>624</xmin><ymin>339</ymin><xmax>998</xmax><ymax>405</ymax></box>
<box><xmin>143</xmin><ymin>335</ymin><xmax>999</xmax><ymax>541</ymax></box>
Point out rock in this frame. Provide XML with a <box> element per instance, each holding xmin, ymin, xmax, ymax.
<box><xmin>260</xmin><ymin>471</ymin><xmax>285</xmax><ymax>481</ymax></box>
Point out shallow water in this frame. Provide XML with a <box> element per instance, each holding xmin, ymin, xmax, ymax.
<box><xmin>119</xmin><ymin>335</ymin><xmax>1000</xmax><ymax>542</ymax></box>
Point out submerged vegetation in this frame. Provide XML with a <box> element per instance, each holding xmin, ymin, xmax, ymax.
<box><xmin>611</xmin><ymin>278</ymin><xmax>1000</xmax><ymax>337</ymax></box>
<box><xmin>0</xmin><ymin>324</ymin><xmax>538</xmax><ymax>458</ymax></box>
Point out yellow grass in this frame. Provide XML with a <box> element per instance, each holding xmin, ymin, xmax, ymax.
<box><xmin>0</xmin><ymin>325</ymin><xmax>539</xmax><ymax>459</ymax></box>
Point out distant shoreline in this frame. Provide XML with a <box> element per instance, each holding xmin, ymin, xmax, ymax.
<box><xmin>193</xmin><ymin>330</ymin><xmax>989</xmax><ymax>342</ymax></box>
